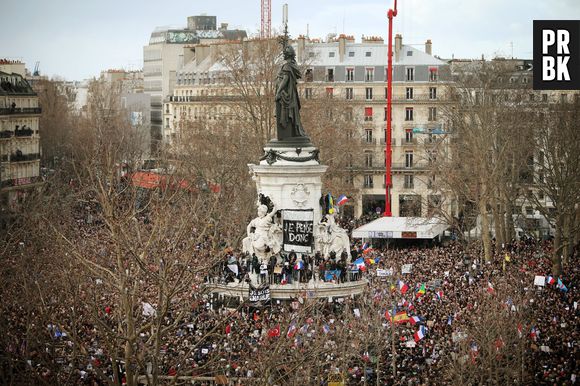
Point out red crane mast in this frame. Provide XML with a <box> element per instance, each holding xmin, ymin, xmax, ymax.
<box><xmin>384</xmin><ymin>0</ymin><xmax>398</xmax><ymax>217</ymax></box>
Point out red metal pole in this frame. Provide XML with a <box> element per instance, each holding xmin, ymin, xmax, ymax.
<box><xmin>384</xmin><ymin>0</ymin><xmax>397</xmax><ymax>217</ymax></box>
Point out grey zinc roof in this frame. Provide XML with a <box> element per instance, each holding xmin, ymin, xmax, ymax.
<box><xmin>301</xmin><ymin>43</ymin><xmax>445</xmax><ymax>67</ymax></box>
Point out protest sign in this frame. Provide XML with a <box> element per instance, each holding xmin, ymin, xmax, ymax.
<box><xmin>534</xmin><ymin>275</ymin><xmax>546</xmax><ymax>287</ymax></box>
<box><xmin>402</xmin><ymin>264</ymin><xmax>413</xmax><ymax>274</ymax></box>
<box><xmin>249</xmin><ymin>285</ymin><xmax>271</xmax><ymax>303</ymax></box>
<box><xmin>283</xmin><ymin>209</ymin><xmax>314</xmax><ymax>253</ymax></box>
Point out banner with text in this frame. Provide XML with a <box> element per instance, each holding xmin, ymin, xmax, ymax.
<box><xmin>283</xmin><ymin>209</ymin><xmax>314</xmax><ymax>253</ymax></box>
<box><xmin>249</xmin><ymin>285</ymin><xmax>271</xmax><ymax>303</ymax></box>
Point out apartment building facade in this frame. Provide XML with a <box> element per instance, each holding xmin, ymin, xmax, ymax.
<box><xmin>162</xmin><ymin>34</ymin><xmax>451</xmax><ymax>218</ymax></box>
<box><xmin>143</xmin><ymin>15</ymin><xmax>246</xmax><ymax>153</ymax></box>
<box><xmin>0</xmin><ymin>60</ymin><xmax>42</xmax><ymax>210</ymax></box>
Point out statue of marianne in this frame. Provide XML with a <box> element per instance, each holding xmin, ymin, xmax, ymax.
<box><xmin>275</xmin><ymin>45</ymin><xmax>307</xmax><ymax>140</ymax></box>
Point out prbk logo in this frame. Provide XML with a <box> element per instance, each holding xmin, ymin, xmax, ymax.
<box><xmin>533</xmin><ymin>20</ymin><xmax>580</xmax><ymax>90</ymax></box>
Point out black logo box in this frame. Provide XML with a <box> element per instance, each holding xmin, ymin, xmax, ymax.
<box><xmin>533</xmin><ymin>20</ymin><xmax>580</xmax><ymax>90</ymax></box>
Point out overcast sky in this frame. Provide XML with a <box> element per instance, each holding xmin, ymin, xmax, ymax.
<box><xmin>2</xmin><ymin>0</ymin><xmax>579</xmax><ymax>80</ymax></box>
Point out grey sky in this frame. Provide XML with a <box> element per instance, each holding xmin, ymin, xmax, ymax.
<box><xmin>2</xmin><ymin>0</ymin><xmax>579</xmax><ymax>80</ymax></box>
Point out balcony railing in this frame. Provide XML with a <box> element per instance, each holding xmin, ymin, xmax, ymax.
<box><xmin>0</xmin><ymin>107</ymin><xmax>41</xmax><ymax>115</ymax></box>
<box><xmin>167</xmin><ymin>95</ymin><xmax>239</xmax><ymax>102</ymax></box>
<box><xmin>9</xmin><ymin>153</ymin><xmax>40</xmax><ymax>162</ymax></box>
<box><xmin>0</xmin><ymin>176</ymin><xmax>42</xmax><ymax>189</ymax></box>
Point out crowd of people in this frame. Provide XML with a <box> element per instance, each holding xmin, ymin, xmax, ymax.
<box><xmin>2</xmin><ymin>208</ymin><xmax>577</xmax><ymax>385</ymax></box>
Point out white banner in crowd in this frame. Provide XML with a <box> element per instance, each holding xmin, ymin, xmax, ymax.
<box><xmin>534</xmin><ymin>275</ymin><xmax>546</xmax><ymax>287</ymax></box>
<box><xmin>376</xmin><ymin>268</ymin><xmax>393</xmax><ymax>277</ymax></box>
<box><xmin>402</xmin><ymin>264</ymin><xmax>413</xmax><ymax>274</ymax></box>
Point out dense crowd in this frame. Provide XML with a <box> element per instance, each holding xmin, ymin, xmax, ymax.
<box><xmin>2</xmin><ymin>227</ymin><xmax>577</xmax><ymax>385</ymax></box>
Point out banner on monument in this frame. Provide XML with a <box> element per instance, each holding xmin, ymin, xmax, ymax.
<box><xmin>283</xmin><ymin>209</ymin><xmax>314</xmax><ymax>253</ymax></box>
<box><xmin>249</xmin><ymin>285</ymin><xmax>271</xmax><ymax>303</ymax></box>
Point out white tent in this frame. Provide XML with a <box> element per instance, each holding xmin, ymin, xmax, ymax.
<box><xmin>352</xmin><ymin>217</ymin><xmax>448</xmax><ymax>239</ymax></box>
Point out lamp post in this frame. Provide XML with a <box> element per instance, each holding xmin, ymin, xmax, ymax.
<box><xmin>384</xmin><ymin>0</ymin><xmax>398</xmax><ymax>217</ymax></box>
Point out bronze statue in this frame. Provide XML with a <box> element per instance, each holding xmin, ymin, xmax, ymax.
<box><xmin>275</xmin><ymin>45</ymin><xmax>307</xmax><ymax>140</ymax></box>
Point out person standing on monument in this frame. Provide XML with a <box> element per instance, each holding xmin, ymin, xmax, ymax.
<box><xmin>275</xmin><ymin>45</ymin><xmax>307</xmax><ymax>140</ymax></box>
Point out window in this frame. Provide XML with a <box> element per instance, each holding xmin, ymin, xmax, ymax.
<box><xmin>542</xmin><ymin>94</ymin><xmax>548</xmax><ymax>102</ymax></box>
<box><xmin>365</xmin><ymin>51</ymin><xmax>372</xmax><ymax>57</ymax></box>
<box><xmin>406</xmin><ymin>67</ymin><xmax>414</xmax><ymax>81</ymax></box>
<box><xmin>308</xmin><ymin>51</ymin><xmax>315</xmax><ymax>58</ymax></box>
<box><xmin>365</xmin><ymin>152</ymin><xmax>373</xmax><ymax>167</ymax></box>
<box><xmin>428</xmin><ymin>107</ymin><xmax>437</xmax><ymax>121</ymax></box>
<box><xmin>429</xmin><ymin>87</ymin><xmax>437</xmax><ymax>100</ymax></box>
<box><xmin>365</xmin><ymin>129</ymin><xmax>373</xmax><ymax>143</ymax></box>
<box><xmin>560</xmin><ymin>94</ymin><xmax>567</xmax><ymax>103</ymax></box>
<box><xmin>305</xmin><ymin>88</ymin><xmax>313</xmax><ymax>99</ymax></box>
<box><xmin>384</xmin><ymin>107</ymin><xmax>388</xmax><ymax>121</ymax></box>
<box><xmin>404</xmin><ymin>175</ymin><xmax>414</xmax><ymax>189</ymax></box>
<box><xmin>364</xmin><ymin>107</ymin><xmax>373</xmax><ymax>121</ymax></box>
<box><xmin>345</xmin><ymin>108</ymin><xmax>353</xmax><ymax>121</ymax></box>
<box><xmin>366</xmin><ymin>87</ymin><xmax>373</xmax><ymax>100</ymax></box>
<box><xmin>525</xmin><ymin>206</ymin><xmax>534</xmax><ymax>216</ymax></box>
<box><xmin>385</xmin><ymin>87</ymin><xmax>388</xmax><ymax>99</ymax></box>
<box><xmin>529</xmin><ymin>93</ymin><xmax>535</xmax><ymax>102</ymax></box>
<box><xmin>364</xmin><ymin>175</ymin><xmax>374</xmax><ymax>188</ymax></box>
<box><xmin>365</xmin><ymin>68</ymin><xmax>374</xmax><ymax>82</ymax></box>
<box><xmin>346</xmin><ymin>68</ymin><xmax>354</xmax><ymax>82</ymax></box>
<box><xmin>405</xmin><ymin>129</ymin><xmax>413</xmax><ymax>143</ymax></box>
<box><xmin>405</xmin><ymin>151</ymin><xmax>414</xmax><ymax>168</ymax></box>
<box><xmin>329</xmin><ymin>52</ymin><xmax>335</xmax><ymax>58</ymax></box>
<box><xmin>429</xmin><ymin>68</ymin><xmax>438</xmax><ymax>81</ymax></box>
<box><xmin>326</xmin><ymin>87</ymin><xmax>334</xmax><ymax>98</ymax></box>
<box><xmin>348</xmin><ymin>51</ymin><xmax>355</xmax><ymax>57</ymax></box>
<box><xmin>346</xmin><ymin>87</ymin><xmax>353</xmax><ymax>100</ymax></box>
<box><xmin>406</xmin><ymin>87</ymin><xmax>414</xmax><ymax>100</ymax></box>
<box><xmin>305</xmin><ymin>69</ymin><xmax>313</xmax><ymax>82</ymax></box>
<box><xmin>165</xmin><ymin>117</ymin><xmax>169</xmax><ymax>128</ymax></box>
<box><xmin>326</xmin><ymin>68</ymin><xmax>334</xmax><ymax>82</ymax></box>
<box><xmin>405</xmin><ymin>107</ymin><xmax>414</xmax><ymax>121</ymax></box>
<box><xmin>407</xmin><ymin>50</ymin><xmax>413</xmax><ymax>56</ymax></box>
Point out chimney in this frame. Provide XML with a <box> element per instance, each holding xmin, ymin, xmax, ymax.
<box><xmin>394</xmin><ymin>34</ymin><xmax>402</xmax><ymax>62</ymax></box>
<box><xmin>338</xmin><ymin>34</ymin><xmax>346</xmax><ymax>62</ymax></box>
<box><xmin>425</xmin><ymin>39</ymin><xmax>432</xmax><ymax>55</ymax></box>
<box><xmin>297</xmin><ymin>35</ymin><xmax>306</xmax><ymax>62</ymax></box>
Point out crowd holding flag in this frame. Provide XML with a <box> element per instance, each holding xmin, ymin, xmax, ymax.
<box><xmin>556</xmin><ymin>278</ymin><xmax>568</xmax><ymax>292</ymax></box>
<box><xmin>416</xmin><ymin>283</ymin><xmax>426</xmax><ymax>297</ymax></box>
<box><xmin>398</xmin><ymin>280</ymin><xmax>409</xmax><ymax>295</ymax></box>
<box><xmin>414</xmin><ymin>325</ymin><xmax>427</xmax><ymax>342</ymax></box>
<box><xmin>546</xmin><ymin>275</ymin><xmax>556</xmax><ymax>285</ymax></box>
<box><xmin>336</xmin><ymin>194</ymin><xmax>348</xmax><ymax>206</ymax></box>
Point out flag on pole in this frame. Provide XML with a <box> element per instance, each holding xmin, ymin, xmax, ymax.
<box><xmin>416</xmin><ymin>283</ymin><xmax>426</xmax><ymax>297</ymax></box>
<box><xmin>398</xmin><ymin>280</ymin><xmax>409</xmax><ymax>295</ymax></box>
<box><xmin>414</xmin><ymin>325</ymin><xmax>427</xmax><ymax>342</ymax></box>
<box><xmin>287</xmin><ymin>322</ymin><xmax>297</xmax><ymax>338</ymax></box>
<box><xmin>546</xmin><ymin>276</ymin><xmax>555</xmax><ymax>285</ymax></box>
<box><xmin>409</xmin><ymin>315</ymin><xmax>423</xmax><ymax>325</ymax></box>
<box><xmin>268</xmin><ymin>325</ymin><xmax>280</xmax><ymax>338</ymax></box>
<box><xmin>354</xmin><ymin>257</ymin><xmax>366</xmax><ymax>271</ymax></box>
<box><xmin>435</xmin><ymin>290</ymin><xmax>443</xmax><ymax>300</ymax></box>
<box><xmin>337</xmin><ymin>195</ymin><xmax>348</xmax><ymax>206</ymax></box>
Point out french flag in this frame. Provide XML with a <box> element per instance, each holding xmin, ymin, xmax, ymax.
<box><xmin>337</xmin><ymin>194</ymin><xmax>348</xmax><ymax>206</ymax></box>
<box><xmin>546</xmin><ymin>276</ymin><xmax>555</xmax><ymax>285</ymax></box>
<box><xmin>410</xmin><ymin>315</ymin><xmax>423</xmax><ymax>325</ymax></box>
<box><xmin>414</xmin><ymin>325</ymin><xmax>427</xmax><ymax>342</ymax></box>
<box><xmin>354</xmin><ymin>257</ymin><xmax>366</xmax><ymax>271</ymax></box>
<box><xmin>294</xmin><ymin>261</ymin><xmax>304</xmax><ymax>270</ymax></box>
<box><xmin>435</xmin><ymin>290</ymin><xmax>443</xmax><ymax>300</ymax></box>
<box><xmin>398</xmin><ymin>280</ymin><xmax>409</xmax><ymax>294</ymax></box>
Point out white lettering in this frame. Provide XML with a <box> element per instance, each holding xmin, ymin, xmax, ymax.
<box><xmin>543</xmin><ymin>56</ymin><xmax>556</xmax><ymax>81</ymax></box>
<box><xmin>557</xmin><ymin>56</ymin><xmax>570</xmax><ymax>81</ymax></box>
<box><xmin>557</xmin><ymin>30</ymin><xmax>570</xmax><ymax>55</ymax></box>
<box><xmin>543</xmin><ymin>29</ymin><xmax>555</xmax><ymax>55</ymax></box>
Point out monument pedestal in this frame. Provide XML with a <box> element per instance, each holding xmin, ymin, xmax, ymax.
<box><xmin>249</xmin><ymin>145</ymin><xmax>327</xmax><ymax>229</ymax></box>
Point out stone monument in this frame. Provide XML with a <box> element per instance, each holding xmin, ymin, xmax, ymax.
<box><xmin>242</xmin><ymin>30</ymin><xmax>350</xmax><ymax>265</ymax></box>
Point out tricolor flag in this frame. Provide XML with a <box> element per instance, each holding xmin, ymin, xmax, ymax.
<box><xmin>546</xmin><ymin>276</ymin><xmax>555</xmax><ymax>285</ymax></box>
<box><xmin>294</xmin><ymin>261</ymin><xmax>304</xmax><ymax>270</ymax></box>
<box><xmin>398</xmin><ymin>280</ymin><xmax>409</xmax><ymax>295</ymax></box>
<box><xmin>287</xmin><ymin>322</ymin><xmax>297</xmax><ymax>338</ymax></box>
<box><xmin>354</xmin><ymin>257</ymin><xmax>366</xmax><ymax>271</ymax></box>
<box><xmin>517</xmin><ymin>323</ymin><xmax>523</xmax><ymax>338</ymax></box>
<box><xmin>299</xmin><ymin>324</ymin><xmax>308</xmax><ymax>334</ymax></box>
<box><xmin>337</xmin><ymin>194</ymin><xmax>348</xmax><ymax>206</ymax></box>
<box><xmin>409</xmin><ymin>315</ymin><xmax>423</xmax><ymax>325</ymax></box>
<box><xmin>361</xmin><ymin>242</ymin><xmax>369</xmax><ymax>252</ymax></box>
<box><xmin>362</xmin><ymin>243</ymin><xmax>373</xmax><ymax>254</ymax></box>
<box><xmin>530</xmin><ymin>326</ymin><xmax>539</xmax><ymax>341</ymax></box>
<box><xmin>414</xmin><ymin>325</ymin><xmax>427</xmax><ymax>342</ymax></box>
<box><xmin>322</xmin><ymin>324</ymin><xmax>330</xmax><ymax>334</ymax></box>
<box><xmin>447</xmin><ymin>315</ymin><xmax>453</xmax><ymax>325</ymax></box>
<box><xmin>416</xmin><ymin>283</ymin><xmax>426</xmax><ymax>297</ymax></box>
<box><xmin>557</xmin><ymin>278</ymin><xmax>568</xmax><ymax>292</ymax></box>
<box><xmin>435</xmin><ymin>290</ymin><xmax>444</xmax><ymax>300</ymax></box>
